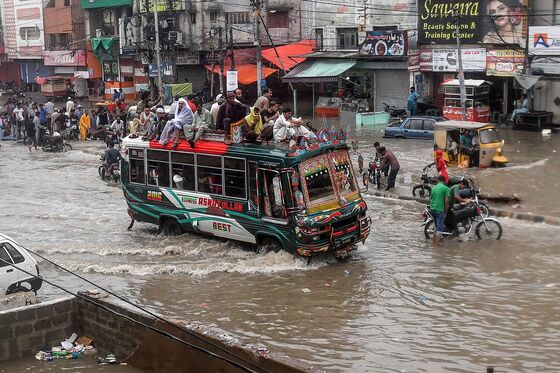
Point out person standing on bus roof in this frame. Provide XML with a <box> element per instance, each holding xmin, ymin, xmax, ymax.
<box><xmin>159</xmin><ymin>98</ymin><xmax>193</xmax><ymax>148</ymax></box>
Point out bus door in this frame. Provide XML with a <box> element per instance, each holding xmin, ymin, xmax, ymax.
<box><xmin>257</xmin><ymin>168</ymin><xmax>288</xmax><ymax>224</ymax></box>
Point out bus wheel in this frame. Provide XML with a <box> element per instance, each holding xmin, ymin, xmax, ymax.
<box><xmin>162</xmin><ymin>219</ymin><xmax>183</xmax><ymax>236</ymax></box>
<box><xmin>257</xmin><ymin>237</ymin><xmax>282</xmax><ymax>254</ymax></box>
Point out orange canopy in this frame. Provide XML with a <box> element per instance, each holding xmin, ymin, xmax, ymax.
<box><xmin>205</xmin><ymin>64</ymin><xmax>277</xmax><ymax>85</ymax></box>
<box><xmin>261</xmin><ymin>40</ymin><xmax>316</xmax><ymax>71</ymax></box>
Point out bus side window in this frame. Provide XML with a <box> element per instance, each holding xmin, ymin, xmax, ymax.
<box><xmin>171</xmin><ymin>152</ymin><xmax>195</xmax><ymax>191</ymax></box>
<box><xmin>129</xmin><ymin>148</ymin><xmax>145</xmax><ymax>184</ymax></box>
<box><xmin>261</xmin><ymin>170</ymin><xmax>286</xmax><ymax>220</ymax></box>
<box><xmin>224</xmin><ymin>157</ymin><xmax>246</xmax><ymax>199</ymax></box>
<box><xmin>147</xmin><ymin>150</ymin><xmax>170</xmax><ymax>187</ymax></box>
<box><xmin>248</xmin><ymin>162</ymin><xmax>258</xmax><ymax>210</ymax></box>
<box><xmin>197</xmin><ymin>155</ymin><xmax>223</xmax><ymax>195</ymax></box>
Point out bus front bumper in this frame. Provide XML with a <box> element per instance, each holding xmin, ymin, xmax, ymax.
<box><xmin>296</xmin><ymin>216</ymin><xmax>372</xmax><ymax>257</ymax></box>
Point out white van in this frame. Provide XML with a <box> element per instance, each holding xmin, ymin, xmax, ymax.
<box><xmin>0</xmin><ymin>234</ymin><xmax>42</xmax><ymax>295</ymax></box>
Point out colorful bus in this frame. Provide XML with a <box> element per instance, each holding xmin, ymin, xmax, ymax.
<box><xmin>120</xmin><ymin>130</ymin><xmax>371</xmax><ymax>257</ymax></box>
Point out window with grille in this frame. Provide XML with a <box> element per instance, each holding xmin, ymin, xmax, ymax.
<box><xmin>19</xmin><ymin>26</ymin><xmax>41</xmax><ymax>41</ymax></box>
<box><xmin>337</xmin><ymin>28</ymin><xmax>358</xmax><ymax>49</ymax></box>
<box><xmin>210</xmin><ymin>11</ymin><xmax>217</xmax><ymax>23</ymax></box>
<box><xmin>314</xmin><ymin>28</ymin><xmax>323</xmax><ymax>50</ymax></box>
<box><xmin>227</xmin><ymin>12</ymin><xmax>250</xmax><ymax>25</ymax></box>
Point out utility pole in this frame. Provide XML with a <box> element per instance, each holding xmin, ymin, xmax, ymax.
<box><xmin>218</xmin><ymin>26</ymin><xmax>225</xmax><ymax>94</ymax></box>
<box><xmin>252</xmin><ymin>0</ymin><xmax>262</xmax><ymax>97</ymax></box>
<box><xmin>210</xmin><ymin>27</ymin><xmax>216</xmax><ymax>99</ymax></box>
<box><xmin>454</xmin><ymin>15</ymin><xmax>467</xmax><ymax>121</ymax></box>
<box><xmin>153</xmin><ymin>0</ymin><xmax>163</xmax><ymax>97</ymax></box>
<box><xmin>359</xmin><ymin>0</ymin><xmax>368</xmax><ymax>41</ymax></box>
<box><xmin>229</xmin><ymin>25</ymin><xmax>235</xmax><ymax>70</ymax></box>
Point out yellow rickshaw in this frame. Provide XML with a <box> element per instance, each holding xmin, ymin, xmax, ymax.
<box><xmin>434</xmin><ymin>121</ymin><xmax>508</xmax><ymax>168</ymax></box>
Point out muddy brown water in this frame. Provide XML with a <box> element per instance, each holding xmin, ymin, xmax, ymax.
<box><xmin>0</xmin><ymin>128</ymin><xmax>559</xmax><ymax>372</ymax></box>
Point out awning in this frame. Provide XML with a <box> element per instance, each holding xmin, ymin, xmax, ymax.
<box><xmin>282</xmin><ymin>59</ymin><xmax>356</xmax><ymax>83</ymax></box>
<box><xmin>261</xmin><ymin>39</ymin><xmax>315</xmax><ymax>71</ymax></box>
<box><xmin>204</xmin><ymin>64</ymin><xmax>277</xmax><ymax>85</ymax></box>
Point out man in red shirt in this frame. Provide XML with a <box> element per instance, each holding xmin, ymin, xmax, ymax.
<box><xmin>435</xmin><ymin>149</ymin><xmax>449</xmax><ymax>184</ymax></box>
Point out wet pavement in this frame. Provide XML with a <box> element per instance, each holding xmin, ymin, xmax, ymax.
<box><xmin>0</xmin><ymin>127</ymin><xmax>559</xmax><ymax>372</ymax></box>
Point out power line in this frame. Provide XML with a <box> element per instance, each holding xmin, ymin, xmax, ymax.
<box><xmin>0</xmin><ymin>246</ymin><xmax>271</xmax><ymax>373</ymax></box>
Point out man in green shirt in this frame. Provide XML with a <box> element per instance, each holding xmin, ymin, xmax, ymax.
<box><xmin>430</xmin><ymin>175</ymin><xmax>450</xmax><ymax>246</ymax></box>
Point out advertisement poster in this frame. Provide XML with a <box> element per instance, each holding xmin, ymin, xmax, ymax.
<box><xmin>359</xmin><ymin>31</ymin><xmax>407</xmax><ymax>57</ymax></box>
<box><xmin>140</xmin><ymin>0</ymin><xmax>186</xmax><ymax>13</ymax></box>
<box><xmin>432</xmin><ymin>48</ymin><xmax>486</xmax><ymax>72</ymax></box>
<box><xmin>419</xmin><ymin>50</ymin><xmax>433</xmax><ymax>71</ymax></box>
<box><xmin>119</xmin><ymin>17</ymin><xmax>139</xmax><ymax>55</ymax></box>
<box><xmin>226</xmin><ymin>70</ymin><xmax>238</xmax><ymax>91</ymax></box>
<box><xmin>408</xmin><ymin>50</ymin><xmax>420</xmax><ymax>71</ymax></box>
<box><xmin>486</xmin><ymin>50</ymin><xmax>525</xmax><ymax>76</ymax></box>
<box><xmin>529</xmin><ymin>26</ymin><xmax>560</xmax><ymax>55</ymax></box>
<box><xmin>418</xmin><ymin>0</ymin><xmax>528</xmax><ymax>47</ymax></box>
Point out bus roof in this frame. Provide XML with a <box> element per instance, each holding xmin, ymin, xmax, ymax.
<box><xmin>434</xmin><ymin>120</ymin><xmax>495</xmax><ymax>131</ymax></box>
<box><xmin>122</xmin><ymin>135</ymin><xmax>348</xmax><ymax>164</ymax></box>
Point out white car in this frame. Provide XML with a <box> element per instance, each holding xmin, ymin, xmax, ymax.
<box><xmin>0</xmin><ymin>234</ymin><xmax>42</xmax><ymax>295</ymax></box>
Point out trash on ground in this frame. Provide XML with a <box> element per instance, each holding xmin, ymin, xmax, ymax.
<box><xmin>98</xmin><ymin>353</ymin><xmax>118</xmax><ymax>365</ymax></box>
<box><xmin>35</xmin><ymin>333</ymin><xmax>97</xmax><ymax>362</ymax></box>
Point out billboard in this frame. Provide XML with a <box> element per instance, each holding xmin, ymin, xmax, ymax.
<box><xmin>418</xmin><ymin>0</ymin><xmax>528</xmax><ymax>47</ymax></box>
<box><xmin>119</xmin><ymin>17</ymin><xmax>139</xmax><ymax>55</ymax></box>
<box><xmin>359</xmin><ymin>31</ymin><xmax>407</xmax><ymax>57</ymax></box>
<box><xmin>486</xmin><ymin>49</ymin><xmax>524</xmax><ymax>76</ymax></box>
<box><xmin>432</xmin><ymin>48</ymin><xmax>486</xmax><ymax>72</ymax></box>
<box><xmin>529</xmin><ymin>26</ymin><xmax>560</xmax><ymax>56</ymax></box>
<box><xmin>140</xmin><ymin>0</ymin><xmax>186</xmax><ymax>13</ymax></box>
<box><xmin>44</xmin><ymin>50</ymin><xmax>86</xmax><ymax>66</ymax></box>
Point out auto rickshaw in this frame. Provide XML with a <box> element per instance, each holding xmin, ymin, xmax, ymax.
<box><xmin>434</xmin><ymin>121</ymin><xmax>507</xmax><ymax>168</ymax></box>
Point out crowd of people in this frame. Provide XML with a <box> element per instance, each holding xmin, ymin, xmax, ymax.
<box><xmin>129</xmin><ymin>88</ymin><xmax>319</xmax><ymax>148</ymax></box>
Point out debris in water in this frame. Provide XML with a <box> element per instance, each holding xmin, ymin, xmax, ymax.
<box><xmin>302</xmin><ymin>288</ymin><xmax>311</xmax><ymax>293</ymax></box>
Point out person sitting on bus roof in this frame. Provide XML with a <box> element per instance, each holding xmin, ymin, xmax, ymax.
<box><xmin>242</xmin><ymin>107</ymin><xmax>263</xmax><ymax>143</ymax></box>
<box><xmin>139</xmin><ymin>107</ymin><xmax>155</xmax><ymax>136</ymax></box>
<box><xmin>145</xmin><ymin>107</ymin><xmax>168</xmax><ymax>141</ymax></box>
<box><xmin>216</xmin><ymin>92</ymin><xmax>247</xmax><ymax>140</ymax></box>
<box><xmin>159</xmin><ymin>98</ymin><xmax>193</xmax><ymax>148</ymax></box>
<box><xmin>184</xmin><ymin>101</ymin><xmax>212</xmax><ymax>148</ymax></box>
<box><xmin>273</xmin><ymin>107</ymin><xmax>311</xmax><ymax>143</ymax></box>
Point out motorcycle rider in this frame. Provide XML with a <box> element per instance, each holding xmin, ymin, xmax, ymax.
<box><xmin>435</xmin><ymin>149</ymin><xmax>449</xmax><ymax>184</ymax></box>
<box><xmin>103</xmin><ymin>142</ymin><xmax>121</xmax><ymax>176</ymax></box>
<box><xmin>445</xmin><ymin>178</ymin><xmax>472</xmax><ymax>235</ymax></box>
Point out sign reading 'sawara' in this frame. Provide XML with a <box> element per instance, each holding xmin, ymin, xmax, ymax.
<box><xmin>418</xmin><ymin>0</ymin><xmax>528</xmax><ymax>47</ymax></box>
<box><xmin>359</xmin><ymin>31</ymin><xmax>407</xmax><ymax>57</ymax></box>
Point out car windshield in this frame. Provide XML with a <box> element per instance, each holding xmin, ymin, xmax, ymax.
<box><xmin>479</xmin><ymin>128</ymin><xmax>499</xmax><ymax>144</ymax></box>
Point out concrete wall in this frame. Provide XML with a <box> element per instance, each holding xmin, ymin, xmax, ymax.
<box><xmin>0</xmin><ymin>296</ymin><xmax>78</xmax><ymax>362</ymax></box>
<box><xmin>532</xmin><ymin>78</ymin><xmax>560</xmax><ymax>123</ymax></box>
<box><xmin>0</xmin><ymin>293</ymin><xmax>307</xmax><ymax>372</ymax></box>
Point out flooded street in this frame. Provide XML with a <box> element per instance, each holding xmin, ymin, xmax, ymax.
<box><xmin>1</xmin><ymin>128</ymin><xmax>559</xmax><ymax>372</ymax></box>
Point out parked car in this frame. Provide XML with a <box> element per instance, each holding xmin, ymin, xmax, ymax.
<box><xmin>0</xmin><ymin>234</ymin><xmax>42</xmax><ymax>295</ymax></box>
<box><xmin>384</xmin><ymin>116</ymin><xmax>447</xmax><ymax>139</ymax></box>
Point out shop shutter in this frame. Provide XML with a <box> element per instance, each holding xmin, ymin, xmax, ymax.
<box><xmin>374</xmin><ymin>70</ymin><xmax>409</xmax><ymax>112</ymax></box>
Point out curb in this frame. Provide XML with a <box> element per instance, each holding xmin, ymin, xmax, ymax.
<box><xmin>368</xmin><ymin>191</ymin><xmax>560</xmax><ymax>227</ymax></box>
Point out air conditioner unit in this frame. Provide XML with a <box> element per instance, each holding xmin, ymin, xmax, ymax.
<box><xmin>95</xmin><ymin>29</ymin><xmax>102</xmax><ymax>38</ymax></box>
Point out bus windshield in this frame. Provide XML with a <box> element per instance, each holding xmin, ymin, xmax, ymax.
<box><xmin>299</xmin><ymin>150</ymin><xmax>359</xmax><ymax>210</ymax></box>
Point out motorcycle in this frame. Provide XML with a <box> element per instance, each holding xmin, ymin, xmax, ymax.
<box><xmin>98</xmin><ymin>154</ymin><xmax>120</xmax><ymax>183</ymax></box>
<box><xmin>412</xmin><ymin>163</ymin><xmax>465</xmax><ymax>197</ymax></box>
<box><xmin>422</xmin><ymin>188</ymin><xmax>500</xmax><ymax>240</ymax></box>
<box><xmin>383</xmin><ymin>103</ymin><xmax>407</xmax><ymax>122</ymax></box>
<box><xmin>39</xmin><ymin>127</ymin><xmax>72</xmax><ymax>152</ymax></box>
<box><xmin>362</xmin><ymin>158</ymin><xmax>383</xmax><ymax>190</ymax></box>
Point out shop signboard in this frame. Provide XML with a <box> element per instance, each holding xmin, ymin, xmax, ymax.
<box><xmin>486</xmin><ymin>49</ymin><xmax>525</xmax><ymax>76</ymax></box>
<box><xmin>44</xmin><ymin>50</ymin><xmax>86</xmax><ymax>67</ymax></box>
<box><xmin>408</xmin><ymin>50</ymin><xmax>420</xmax><ymax>72</ymax></box>
<box><xmin>419</xmin><ymin>50</ymin><xmax>433</xmax><ymax>71</ymax></box>
<box><xmin>432</xmin><ymin>48</ymin><xmax>486</xmax><ymax>72</ymax></box>
<box><xmin>529</xmin><ymin>26</ymin><xmax>560</xmax><ymax>56</ymax></box>
<box><xmin>418</xmin><ymin>0</ymin><xmax>528</xmax><ymax>46</ymax></box>
<box><xmin>359</xmin><ymin>30</ymin><xmax>407</xmax><ymax>57</ymax></box>
<box><xmin>140</xmin><ymin>0</ymin><xmax>186</xmax><ymax>13</ymax></box>
<box><xmin>149</xmin><ymin>63</ymin><xmax>173</xmax><ymax>77</ymax></box>
<box><xmin>226</xmin><ymin>70</ymin><xmax>238</xmax><ymax>91</ymax></box>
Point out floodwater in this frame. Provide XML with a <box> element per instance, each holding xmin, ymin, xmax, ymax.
<box><xmin>0</xmin><ymin>128</ymin><xmax>559</xmax><ymax>372</ymax></box>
